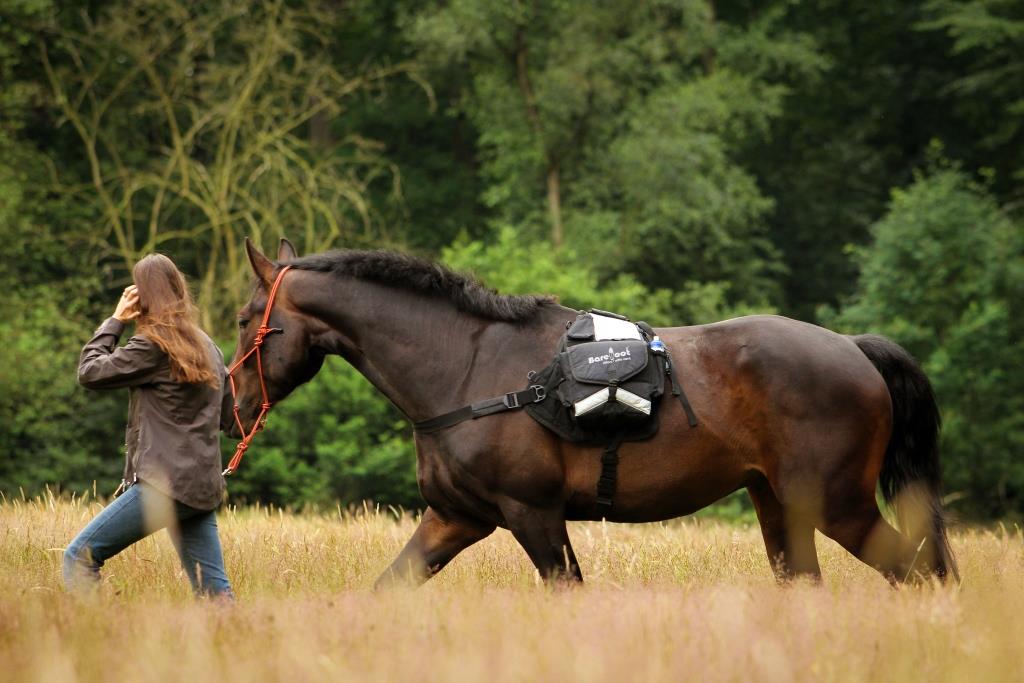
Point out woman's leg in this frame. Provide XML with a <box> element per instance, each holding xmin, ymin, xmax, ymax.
<box><xmin>63</xmin><ymin>483</ymin><xmax>170</xmax><ymax>591</ymax></box>
<box><xmin>169</xmin><ymin>505</ymin><xmax>233</xmax><ymax>599</ymax></box>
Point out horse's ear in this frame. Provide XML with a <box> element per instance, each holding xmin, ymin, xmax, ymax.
<box><xmin>278</xmin><ymin>237</ymin><xmax>297</xmax><ymax>261</ymax></box>
<box><xmin>245</xmin><ymin>237</ymin><xmax>276</xmax><ymax>286</ymax></box>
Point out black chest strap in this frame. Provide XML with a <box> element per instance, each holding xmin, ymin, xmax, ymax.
<box><xmin>412</xmin><ymin>347</ymin><xmax>699</xmax><ymax>435</ymax></box>
<box><xmin>413</xmin><ymin>385</ymin><xmax>547</xmax><ymax>434</ymax></box>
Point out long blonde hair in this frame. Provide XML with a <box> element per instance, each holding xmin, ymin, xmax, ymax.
<box><xmin>132</xmin><ymin>254</ymin><xmax>218</xmax><ymax>387</ymax></box>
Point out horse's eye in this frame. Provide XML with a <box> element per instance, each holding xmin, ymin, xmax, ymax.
<box><xmin>238</xmin><ymin>318</ymin><xmax>250</xmax><ymax>329</ymax></box>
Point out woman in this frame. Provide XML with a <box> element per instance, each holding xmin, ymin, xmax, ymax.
<box><xmin>64</xmin><ymin>254</ymin><xmax>234</xmax><ymax>598</ymax></box>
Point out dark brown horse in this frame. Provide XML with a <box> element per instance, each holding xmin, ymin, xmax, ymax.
<box><xmin>230</xmin><ymin>238</ymin><xmax>957</xmax><ymax>586</ymax></box>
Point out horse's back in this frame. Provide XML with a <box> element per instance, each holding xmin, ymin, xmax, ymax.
<box><xmin>657</xmin><ymin>314</ymin><xmax>891</xmax><ymax>477</ymax></box>
<box><xmin>664</xmin><ymin>314</ymin><xmax>885</xmax><ymax>401</ymax></box>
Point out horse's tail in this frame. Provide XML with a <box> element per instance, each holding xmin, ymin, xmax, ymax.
<box><xmin>850</xmin><ymin>334</ymin><xmax>959</xmax><ymax>582</ymax></box>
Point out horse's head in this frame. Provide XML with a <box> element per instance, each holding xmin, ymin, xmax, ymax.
<box><xmin>227</xmin><ymin>237</ymin><xmax>326</xmax><ymax>437</ymax></box>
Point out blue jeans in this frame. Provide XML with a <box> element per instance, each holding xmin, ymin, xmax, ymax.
<box><xmin>64</xmin><ymin>481</ymin><xmax>233</xmax><ymax>598</ymax></box>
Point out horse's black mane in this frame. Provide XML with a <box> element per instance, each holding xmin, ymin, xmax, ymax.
<box><xmin>285</xmin><ymin>249</ymin><xmax>557</xmax><ymax>323</ymax></box>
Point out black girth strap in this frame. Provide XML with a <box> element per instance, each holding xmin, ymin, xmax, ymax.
<box><xmin>413</xmin><ymin>385</ymin><xmax>547</xmax><ymax>434</ymax></box>
<box><xmin>595</xmin><ymin>432</ymin><xmax>625</xmax><ymax>513</ymax></box>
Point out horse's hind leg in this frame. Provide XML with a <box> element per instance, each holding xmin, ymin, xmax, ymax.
<box><xmin>502</xmin><ymin>502</ymin><xmax>582</xmax><ymax>584</ymax></box>
<box><xmin>374</xmin><ymin>506</ymin><xmax>495</xmax><ymax>589</ymax></box>
<box><xmin>747</xmin><ymin>475</ymin><xmax>821</xmax><ymax>581</ymax></box>
<box><xmin>820</xmin><ymin>498</ymin><xmax>920</xmax><ymax>584</ymax></box>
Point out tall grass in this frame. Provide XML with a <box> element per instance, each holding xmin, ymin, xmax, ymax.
<box><xmin>2</xmin><ymin>492</ymin><xmax>1022</xmax><ymax>682</ymax></box>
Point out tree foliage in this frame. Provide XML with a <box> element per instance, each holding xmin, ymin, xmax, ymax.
<box><xmin>2</xmin><ymin>0</ymin><xmax>1022</xmax><ymax>517</ymax></box>
<box><xmin>920</xmin><ymin>0</ymin><xmax>1024</xmax><ymax>189</ymax></box>
<box><xmin>825</xmin><ymin>165</ymin><xmax>1024</xmax><ymax>516</ymax></box>
<box><xmin>406</xmin><ymin>0</ymin><xmax>819</xmax><ymax>310</ymax></box>
<box><xmin>40</xmin><ymin>0</ymin><xmax>415</xmax><ymax>332</ymax></box>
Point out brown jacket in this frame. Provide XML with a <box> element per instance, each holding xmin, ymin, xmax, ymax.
<box><xmin>78</xmin><ymin>317</ymin><xmax>231</xmax><ymax>510</ymax></box>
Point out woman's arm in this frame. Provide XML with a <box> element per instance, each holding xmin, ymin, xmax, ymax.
<box><xmin>78</xmin><ymin>285</ymin><xmax>163</xmax><ymax>390</ymax></box>
<box><xmin>78</xmin><ymin>320</ymin><xmax>166</xmax><ymax>389</ymax></box>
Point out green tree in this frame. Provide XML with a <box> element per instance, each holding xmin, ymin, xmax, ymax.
<box><xmin>739</xmin><ymin>0</ymin><xmax>1024</xmax><ymax>320</ymax></box>
<box><xmin>328</xmin><ymin>0</ymin><xmax>488</xmax><ymax>252</ymax></box>
<box><xmin>441</xmin><ymin>226</ymin><xmax>764</xmax><ymax>325</ymax></box>
<box><xmin>598</xmin><ymin>70</ymin><xmax>785</xmax><ymax>304</ymax></box>
<box><xmin>825</xmin><ymin>165</ymin><xmax>1024</xmax><ymax>517</ymax></box>
<box><xmin>0</xmin><ymin>0</ymin><xmax>126</xmax><ymax>500</ymax></box>
<box><xmin>920</xmin><ymin>0</ymin><xmax>1024</xmax><ymax>193</ymax></box>
<box><xmin>407</xmin><ymin>0</ymin><xmax>822</xmax><ymax>311</ymax></box>
<box><xmin>740</xmin><ymin>1</ymin><xmax>955</xmax><ymax>319</ymax></box>
<box><xmin>39</xmin><ymin>0</ymin><xmax>414</xmax><ymax>333</ymax></box>
<box><xmin>407</xmin><ymin>0</ymin><xmax>676</xmax><ymax>246</ymax></box>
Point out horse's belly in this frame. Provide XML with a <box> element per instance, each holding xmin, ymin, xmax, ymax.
<box><xmin>563</xmin><ymin>437</ymin><xmax>751</xmax><ymax>523</ymax></box>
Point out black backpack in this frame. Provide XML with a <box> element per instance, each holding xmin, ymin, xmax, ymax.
<box><xmin>524</xmin><ymin>310</ymin><xmax>668</xmax><ymax>444</ymax></box>
<box><xmin>555</xmin><ymin>311</ymin><xmax>664</xmax><ymax>430</ymax></box>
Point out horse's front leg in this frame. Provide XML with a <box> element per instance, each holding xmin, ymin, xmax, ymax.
<box><xmin>502</xmin><ymin>501</ymin><xmax>583</xmax><ymax>584</ymax></box>
<box><xmin>374</xmin><ymin>506</ymin><xmax>495</xmax><ymax>589</ymax></box>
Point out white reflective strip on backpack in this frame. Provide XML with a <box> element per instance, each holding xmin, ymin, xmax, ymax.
<box><xmin>573</xmin><ymin>386</ymin><xmax>651</xmax><ymax>417</ymax></box>
<box><xmin>573</xmin><ymin>388</ymin><xmax>610</xmax><ymax>416</ymax></box>
<box><xmin>614</xmin><ymin>387</ymin><xmax>651</xmax><ymax>415</ymax></box>
<box><xmin>592</xmin><ymin>315</ymin><xmax>643</xmax><ymax>341</ymax></box>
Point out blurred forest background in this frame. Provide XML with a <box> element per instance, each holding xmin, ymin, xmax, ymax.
<box><xmin>1</xmin><ymin>0</ymin><xmax>1021</xmax><ymax>519</ymax></box>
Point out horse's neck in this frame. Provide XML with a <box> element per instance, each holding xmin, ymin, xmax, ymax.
<box><xmin>298</xmin><ymin>273</ymin><xmax>565</xmax><ymax>422</ymax></box>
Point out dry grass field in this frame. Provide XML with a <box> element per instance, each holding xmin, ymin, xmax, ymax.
<box><xmin>2</xmin><ymin>492</ymin><xmax>1023</xmax><ymax>683</ymax></box>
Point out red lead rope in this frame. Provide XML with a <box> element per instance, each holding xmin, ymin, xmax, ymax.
<box><xmin>223</xmin><ymin>266</ymin><xmax>292</xmax><ymax>476</ymax></box>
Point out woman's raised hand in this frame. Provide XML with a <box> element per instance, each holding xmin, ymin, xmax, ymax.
<box><xmin>114</xmin><ymin>285</ymin><xmax>141</xmax><ymax>322</ymax></box>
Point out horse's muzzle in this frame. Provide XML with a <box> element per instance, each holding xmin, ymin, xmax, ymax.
<box><xmin>226</xmin><ymin>421</ymin><xmax>243</xmax><ymax>439</ymax></box>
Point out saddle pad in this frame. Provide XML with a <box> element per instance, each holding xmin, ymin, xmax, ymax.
<box><xmin>567</xmin><ymin>313</ymin><xmax>643</xmax><ymax>342</ymax></box>
<box><xmin>593</xmin><ymin>314</ymin><xmax>643</xmax><ymax>341</ymax></box>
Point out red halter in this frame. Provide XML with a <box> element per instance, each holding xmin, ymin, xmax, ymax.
<box><xmin>224</xmin><ymin>266</ymin><xmax>292</xmax><ymax>476</ymax></box>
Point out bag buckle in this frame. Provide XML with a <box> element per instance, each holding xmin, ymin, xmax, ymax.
<box><xmin>503</xmin><ymin>385</ymin><xmax>547</xmax><ymax>409</ymax></box>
